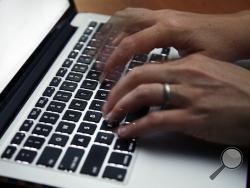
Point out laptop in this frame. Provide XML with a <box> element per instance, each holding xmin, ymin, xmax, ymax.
<box><xmin>0</xmin><ymin>0</ymin><xmax>248</xmax><ymax>187</ymax></box>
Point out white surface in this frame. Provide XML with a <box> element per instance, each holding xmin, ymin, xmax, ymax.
<box><xmin>0</xmin><ymin>0</ymin><xmax>69</xmax><ymax>94</ymax></box>
<box><xmin>0</xmin><ymin>12</ymin><xmax>248</xmax><ymax>188</ymax></box>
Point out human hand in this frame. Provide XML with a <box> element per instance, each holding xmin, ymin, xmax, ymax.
<box><xmin>102</xmin><ymin>54</ymin><xmax>250</xmax><ymax>147</ymax></box>
<box><xmin>99</xmin><ymin>8</ymin><xmax>250</xmax><ymax>78</ymax></box>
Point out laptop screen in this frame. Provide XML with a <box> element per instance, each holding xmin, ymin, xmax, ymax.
<box><xmin>0</xmin><ymin>0</ymin><xmax>70</xmax><ymax>95</ymax></box>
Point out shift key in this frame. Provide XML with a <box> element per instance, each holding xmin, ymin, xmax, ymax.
<box><xmin>80</xmin><ymin>145</ymin><xmax>108</xmax><ymax>176</ymax></box>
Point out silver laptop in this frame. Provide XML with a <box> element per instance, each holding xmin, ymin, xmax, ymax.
<box><xmin>0</xmin><ymin>0</ymin><xmax>248</xmax><ymax>187</ymax></box>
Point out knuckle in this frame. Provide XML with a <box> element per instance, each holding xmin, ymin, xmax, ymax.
<box><xmin>134</xmin><ymin>84</ymin><xmax>151</xmax><ymax>100</ymax></box>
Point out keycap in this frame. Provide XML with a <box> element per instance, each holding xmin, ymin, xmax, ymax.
<box><xmin>128</xmin><ymin>60</ymin><xmax>143</xmax><ymax>69</ymax></box>
<box><xmin>133</xmin><ymin>54</ymin><xmax>148</xmax><ymax>62</ymax></box>
<box><xmin>124</xmin><ymin>107</ymin><xmax>149</xmax><ymax>123</ymax></box>
<box><xmin>86</xmin><ymin>71</ymin><xmax>101</xmax><ymax>81</ymax></box>
<box><xmin>80</xmin><ymin>145</ymin><xmax>108</xmax><ymax>176</ymax></box>
<box><xmin>114</xmin><ymin>139</ymin><xmax>136</xmax><ymax>152</ymax></box>
<box><xmin>100</xmin><ymin>80</ymin><xmax>114</xmax><ymax>90</ymax></box>
<box><xmin>84</xmin><ymin>28</ymin><xmax>93</xmax><ymax>35</ymax></box>
<box><xmin>79</xmin><ymin>35</ymin><xmax>88</xmax><ymax>43</ymax></box>
<box><xmin>68</xmin><ymin>51</ymin><xmax>78</xmax><ymax>59</ymax></box>
<box><xmin>11</xmin><ymin>132</ymin><xmax>25</xmax><ymax>145</ymax></box>
<box><xmin>100</xmin><ymin>120</ymin><xmax>119</xmax><ymax>130</ymax></box>
<box><xmin>161</xmin><ymin>47</ymin><xmax>170</xmax><ymax>55</ymax></box>
<box><xmin>62</xmin><ymin>59</ymin><xmax>73</xmax><ymax>68</ymax></box>
<box><xmin>54</xmin><ymin>91</ymin><xmax>72</xmax><ymax>102</ymax></box>
<box><xmin>108</xmin><ymin>152</ymin><xmax>132</xmax><ymax>166</ymax></box>
<box><xmin>94</xmin><ymin>90</ymin><xmax>108</xmax><ymax>101</ymax></box>
<box><xmin>60</xmin><ymin>81</ymin><xmax>78</xmax><ymax>92</ymax></box>
<box><xmin>89</xmin><ymin>100</ymin><xmax>104</xmax><ymax>111</ymax></box>
<box><xmin>35</xmin><ymin>97</ymin><xmax>48</xmax><ymax>108</ymax></box>
<box><xmin>39</xmin><ymin>112</ymin><xmax>59</xmax><ymax>125</ymax></box>
<box><xmin>24</xmin><ymin>136</ymin><xmax>45</xmax><ymax>149</ymax></box>
<box><xmin>58</xmin><ymin>147</ymin><xmax>84</xmax><ymax>172</ymax></box>
<box><xmin>77</xmin><ymin>122</ymin><xmax>96</xmax><ymax>135</ymax></box>
<box><xmin>62</xmin><ymin>110</ymin><xmax>82</xmax><ymax>122</ymax></box>
<box><xmin>66</xmin><ymin>72</ymin><xmax>83</xmax><ymax>82</ymax></box>
<box><xmin>102</xmin><ymin>166</ymin><xmax>127</xmax><ymax>182</ymax></box>
<box><xmin>72</xmin><ymin>64</ymin><xmax>88</xmax><ymax>73</ymax></box>
<box><xmin>74</xmin><ymin>43</ymin><xmax>83</xmax><ymax>51</ymax></box>
<box><xmin>32</xmin><ymin>124</ymin><xmax>52</xmax><ymax>137</ymax></box>
<box><xmin>88</xmin><ymin>40</ymin><xmax>102</xmax><ymax>48</ymax></box>
<box><xmin>1</xmin><ymin>146</ymin><xmax>17</xmax><ymax>159</ymax></box>
<box><xmin>81</xmin><ymin>80</ymin><xmax>98</xmax><ymax>90</ymax></box>
<box><xmin>83</xmin><ymin>111</ymin><xmax>102</xmax><ymax>123</ymax></box>
<box><xmin>56</xmin><ymin>68</ymin><xmax>67</xmax><ymax>77</ymax></box>
<box><xmin>15</xmin><ymin>149</ymin><xmax>37</xmax><ymax>163</ymax></box>
<box><xmin>95</xmin><ymin>132</ymin><xmax>114</xmax><ymax>145</ymax></box>
<box><xmin>77</xmin><ymin>55</ymin><xmax>92</xmax><ymax>64</ymax></box>
<box><xmin>150</xmin><ymin>54</ymin><xmax>163</xmax><ymax>62</ymax></box>
<box><xmin>75</xmin><ymin>89</ymin><xmax>93</xmax><ymax>100</ymax></box>
<box><xmin>50</xmin><ymin>77</ymin><xmax>62</xmax><ymax>87</ymax></box>
<box><xmin>20</xmin><ymin>120</ymin><xmax>33</xmax><ymax>132</ymax></box>
<box><xmin>69</xmin><ymin>99</ymin><xmax>87</xmax><ymax>111</ymax></box>
<box><xmin>49</xmin><ymin>133</ymin><xmax>69</xmax><ymax>147</ymax></box>
<box><xmin>82</xmin><ymin>48</ymin><xmax>96</xmax><ymax>57</ymax></box>
<box><xmin>28</xmin><ymin>108</ymin><xmax>41</xmax><ymax>119</ymax></box>
<box><xmin>47</xmin><ymin>101</ymin><xmax>66</xmax><ymax>113</ymax></box>
<box><xmin>88</xmin><ymin>21</ymin><xmax>97</xmax><ymax>28</ymax></box>
<box><xmin>37</xmin><ymin>146</ymin><xmax>62</xmax><ymax>167</ymax></box>
<box><xmin>56</xmin><ymin>121</ymin><xmax>75</xmax><ymax>134</ymax></box>
<box><xmin>43</xmin><ymin>86</ymin><xmax>55</xmax><ymax>97</ymax></box>
<box><xmin>71</xmin><ymin>134</ymin><xmax>91</xmax><ymax>147</ymax></box>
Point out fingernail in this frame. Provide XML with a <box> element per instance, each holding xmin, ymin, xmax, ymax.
<box><xmin>102</xmin><ymin>102</ymin><xmax>108</xmax><ymax>114</ymax></box>
<box><xmin>99</xmin><ymin>73</ymin><xmax>106</xmax><ymax>83</ymax></box>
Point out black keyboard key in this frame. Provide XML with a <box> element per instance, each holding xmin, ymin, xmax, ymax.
<box><xmin>95</xmin><ymin>90</ymin><xmax>108</xmax><ymax>101</ymax></box>
<box><xmin>150</xmin><ymin>54</ymin><xmax>163</xmax><ymax>62</ymax></box>
<box><xmin>15</xmin><ymin>149</ymin><xmax>37</xmax><ymax>163</ymax></box>
<box><xmin>88</xmin><ymin>40</ymin><xmax>102</xmax><ymax>48</ymax></box>
<box><xmin>77</xmin><ymin>55</ymin><xmax>92</xmax><ymax>64</ymax></box>
<box><xmin>100</xmin><ymin>120</ymin><xmax>118</xmax><ymax>130</ymax></box>
<box><xmin>82</xmin><ymin>48</ymin><xmax>96</xmax><ymax>57</ymax></box>
<box><xmin>128</xmin><ymin>60</ymin><xmax>143</xmax><ymax>69</ymax></box>
<box><xmin>69</xmin><ymin>99</ymin><xmax>87</xmax><ymax>111</ymax></box>
<box><xmin>74</xmin><ymin>43</ymin><xmax>84</xmax><ymax>51</ymax></box>
<box><xmin>47</xmin><ymin>101</ymin><xmax>66</xmax><ymax>113</ymax></box>
<box><xmin>103</xmin><ymin>166</ymin><xmax>127</xmax><ymax>182</ymax></box>
<box><xmin>49</xmin><ymin>133</ymin><xmax>69</xmax><ymax>147</ymax></box>
<box><xmin>89</xmin><ymin>21</ymin><xmax>97</xmax><ymax>28</ymax></box>
<box><xmin>56</xmin><ymin>121</ymin><xmax>75</xmax><ymax>134</ymax></box>
<box><xmin>133</xmin><ymin>54</ymin><xmax>148</xmax><ymax>62</ymax></box>
<box><xmin>100</xmin><ymin>80</ymin><xmax>114</xmax><ymax>90</ymax></box>
<box><xmin>109</xmin><ymin>152</ymin><xmax>132</xmax><ymax>166</ymax></box>
<box><xmin>83</xmin><ymin>111</ymin><xmax>102</xmax><ymax>123</ymax></box>
<box><xmin>161</xmin><ymin>47</ymin><xmax>170</xmax><ymax>55</ymax></box>
<box><xmin>35</xmin><ymin>97</ymin><xmax>48</xmax><ymax>108</ymax></box>
<box><xmin>54</xmin><ymin>91</ymin><xmax>72</xmax><ymax>102</ymax></box>
<box><xmin>95</xmin><ymin>132</ymin><xmax>114</xmax><ymax>145</ymax></box>
<box><xmin>75</xmin><ymin>89</ymin><xmax>93</xmax><ymax>100</ymax></box>
<box><xmin>81</xmin><ymin>80</ymin><xmax>98</xmax><ymax>90</ymax></box>
<box><xmin>43</xmin><ymin>86</ymin><xmax>55</xmax><ymax>97</ymax></box>
<box><xmin>62</xmin><ymin>59</ymin><xmax>73</xmax><ymax>68</ymax></box>
<box><xmin>78</xmin><ymin>122</ymin><xmax>96</xmax><ymax>135</ymax></box>
<box><xmin>1</xmin><ymin>146</ymin><xmax>17</xmax><ymax>159</ymax></box>
<box><xmin>56</xmin><ymin>68</ymin><xmax>67</xmax><ymax>77</ymax></box>
<box><xmin>60</xmin><ymin>81</ymin><xmax>78</xmax><ymax>92</ymax></box>
<box><xmin>32</xmin><ymin>124</ymin><xmax>52</xmax><ymax>137</ymax></box>
<box><xmin>80</xmin><ymin>145</ymin><xmax>108</xmax><ymax>176</ymax></box>
<box><xmin>58</xmin><ymin>147</ymin><xmax>84</xmax><ymax>172</ymax></box>
<box><xmin>62</xmin><ymin>110</ymin><xmax>82</xmax><ymax>122</ymax></box>
<box><xmin>37</xmin><ymin>146</ymin><xmax>62</xmax><ymax>167</ymax></box>
<box><xmin>28</xmin><ymin>108</ymin><xmax>41</xmax><ymax>120</ymax></box>
<box><xmin>114</xmin><ymin>139</ymin><xmax>136</xmax><ymax>152</ymax></box>
<box><xmin>24</xmin><ymin>136</ymin><xmax>45</xmax><ymax>149</ymax></box>
<box><xmin>68</xmin><ymin>51</ymin><xmax>78</xmax><ymax>59</ymax></box>
<box><xmin>84</xmin><ymin>28</ymin><xmax>93</xmax><ymax>35</ymax></box>
<box><xmin>124</xmin><ymin>107</ymin><xmax>149</xmax><ymax>123</ymax></box>
<box><xmin>66</xmin><ymin>72</ymin><xmax>83</xmax><ymax>82</ymax></box>
<box><xmin>11</xmin><ymin>132</ymin><xmax>25</xmax><ymax>145</ymax></box>
<box><xmin>50</xmin><ymin>77</ymin><xmax>62</xmax><ymax>87</ymax></box>
<box><xmin>86</xmin><ymin>71</ymin><xmax>101</xmax><ymax>81</ymax></box>
<box><xmin>20</xmin><ymin>120</ymin><xmax>33</xmax><ymax>132</ymax></box>
<box><xmin>72</xmin><ymin>64</ymin><xmax>88</xmax><ymax>73</ymax></box>
<box><xmin>89</xmin><ymin>100</ymin><xmax>104</xmax><ymax>111</ymax></box>
<box><xmin>79</xmin><ymin>35</ymin><xmax>88</xmax><ymax>43</ymax></box>
<box><xmin>40</xmin><ymin>112</ymin><xmax>59</xmax><ymax>125</ymax></box>
<box><xmin>71</xmin><ymin>134</ymin><xmax>91</xmax><ymax>147</ymax></box>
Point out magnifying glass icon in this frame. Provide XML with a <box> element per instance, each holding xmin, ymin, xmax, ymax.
<box><xmin>210</xmin><ymin>147</ymin><xmax>243</xmax><ymax>180</ymax></box>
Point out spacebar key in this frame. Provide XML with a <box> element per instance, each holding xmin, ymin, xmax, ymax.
<box><xmin>80</xmin><ymin>145</ymin><xmax>108</xmax><ymax>176</ymax></box>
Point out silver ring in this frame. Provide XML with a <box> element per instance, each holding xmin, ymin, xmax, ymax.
<box><xmin>163</xmin><ymin>83</ymin><xmax>171</xmax><ymax>103</ymax></box>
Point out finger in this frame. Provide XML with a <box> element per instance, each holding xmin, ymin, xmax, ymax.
<box><xmin>102</xmin><ymin>24</ymin><xmax>173</xmax><ymax>78</ymax></box>
<box><xmin>117</xmin><ymin>109</ymin><xmax>190</xmax><ymax>138</ymax></box>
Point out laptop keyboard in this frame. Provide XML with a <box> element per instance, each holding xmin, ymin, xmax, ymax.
<box><xmin>1</xmin><ymin>21</ymin><xmax>170</xmax><ymax>183</ymax></box>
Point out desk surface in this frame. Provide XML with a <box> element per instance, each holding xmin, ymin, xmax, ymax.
<box><xmin>75</xmin><ymin>0</ymin><xmax>250</xmax><ymax>15</ymax></box>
